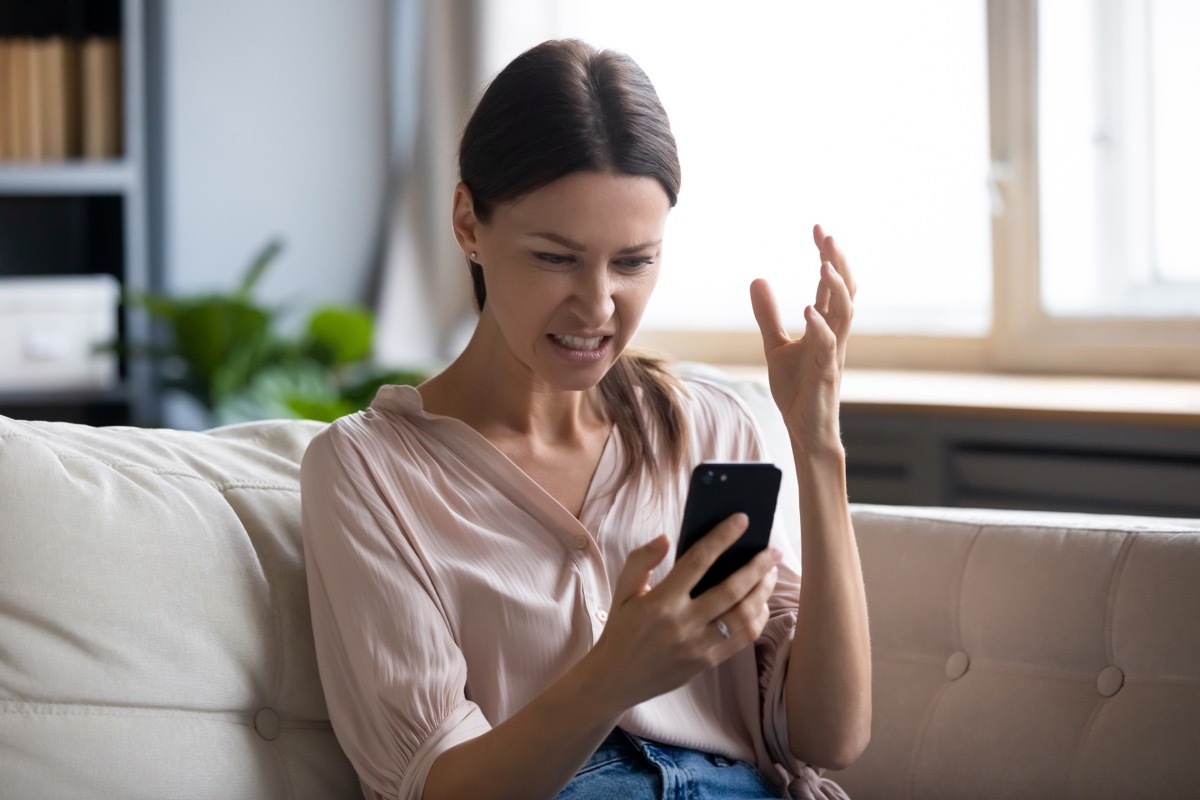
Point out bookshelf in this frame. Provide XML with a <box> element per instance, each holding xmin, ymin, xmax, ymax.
<box><xmin>0</xmin><ymin>0</ymin><xmax>154</xmax><ymax>425</ymax></box>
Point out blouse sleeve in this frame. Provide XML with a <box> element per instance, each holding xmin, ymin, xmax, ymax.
<box><xmin>301</xmin><ymin>425</ymin><xmax>492</xmax><ymax>800</ymax></box>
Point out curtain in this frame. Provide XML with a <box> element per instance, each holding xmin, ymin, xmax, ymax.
<box><xmin>373</xmin><ymin>0</ymin><xmax>486</xmax><ymax>368</ymax></box>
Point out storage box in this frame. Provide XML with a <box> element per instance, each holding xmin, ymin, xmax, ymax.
<box><xmin>0</xmin><ymin>275</ymin><xmax>119</xmax><ymax>392</ymax></box>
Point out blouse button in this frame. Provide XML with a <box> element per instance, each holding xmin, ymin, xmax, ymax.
<box><xmin>574</xmin><ymin>535</ymin><xmax>589</xmax><ymax>550</ymax></box>
<box><xmin>596</xmin><ymin>609</ymin><xmax>609</xmax><ymax>623</ymax></box>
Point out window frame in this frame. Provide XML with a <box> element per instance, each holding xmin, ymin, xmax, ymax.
<box><xmin>635</xmin><ymin>0</ymin><xmax>1200</xmax><ymax>379</ymax></box>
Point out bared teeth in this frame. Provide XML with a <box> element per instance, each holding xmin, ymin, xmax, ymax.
<box><xmin>554</xmin><ymin>334</ymin><xmax>603</xmax><ymax>350</ymax></box>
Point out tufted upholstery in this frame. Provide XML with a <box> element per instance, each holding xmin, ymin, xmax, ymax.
<box><xmin>0</xmin><ymin>416</ymin><xmax>358</xmax><ymax>799</ymax></box>
<box><xmin>2</xmin><ymin>365</ymin><xmax>1199</xmax><ymax>799</ymax></box>
<box><xmin>831</xmin><ymin>505</ymin><xmax>1200</xmax><ymax>799</ymax></box>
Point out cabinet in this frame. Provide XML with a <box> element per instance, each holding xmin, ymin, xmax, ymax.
<box><xmin>838</xmin><ymin>374</ymin><xmax>1200</xmax><ymax>519</ymax></box>
<box><xmin>0</xmin><ymin>0</ymin><xmax>154</xmax><ymax>425</ymax></box>
<box><xmin>716</xmin><ymin>365</ymin><xmax>1200</xmax><ymax>519</ymax></box>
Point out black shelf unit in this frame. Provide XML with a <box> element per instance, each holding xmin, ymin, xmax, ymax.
<box><xmin>0</xmin><ymin>0</ymin><xmax>154</xmax><ymax>426</ymax></box>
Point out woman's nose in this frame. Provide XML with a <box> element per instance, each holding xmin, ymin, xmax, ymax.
<box><xmin>573</xmin><ymin>266</ymin><xmax>616</xmax><ymax>322</ymax></box>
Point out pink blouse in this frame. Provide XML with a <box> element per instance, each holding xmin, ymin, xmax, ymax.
<box><xmin>300</xmin><ymin>377</ymin><xmax>807</xmax><ymax>800</ymax></box>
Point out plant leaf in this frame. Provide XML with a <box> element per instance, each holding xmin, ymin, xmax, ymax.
<box><xmin>127</xmin><ymin>291</ymin><xmax>183</xmax><ymax>321</ymax></box>
<box><xmin>171</xmin><ymin>299</ymin><xmax>272</xmax><ymax>388</ymax></box>
<box><xmin>284</xmin><ymin>396</ymin><xmax>359</xmax><ymax>423</ymax></box>
<box><xmin>236</xmin><ymin>238</ymin><xmax>284</xmax><ymax>299</ymax></box>
<box><xmin>340</xmin><ymin>367</ymin><xmax>427</xmax><ymax>408</ymax></box>
<box><xmin>305</xmin><ymin>305</ymin><xmax>374</xmax><ymax>365</ymax></box>
<box><xmin>212</xmin><ymin>360</ymin><xmax>333</xmax><ymax>424</ymax></box>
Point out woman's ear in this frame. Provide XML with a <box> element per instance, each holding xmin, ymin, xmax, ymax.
<box><xmin>452</xmin><ymin>182</ymin><xmax>480</xmax><ymax>258</ymax></box>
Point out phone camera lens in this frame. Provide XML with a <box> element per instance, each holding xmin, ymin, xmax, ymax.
<box><xmin>701</xmin><ymin>469</ymin><xmax>715</xmax><ymax>486</ymax></box>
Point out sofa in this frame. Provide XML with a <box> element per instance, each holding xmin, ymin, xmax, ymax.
<box><xmin>2</xmin><ymin>366</ymin><xmax>1198</xmax><ymax>800</ymax></box>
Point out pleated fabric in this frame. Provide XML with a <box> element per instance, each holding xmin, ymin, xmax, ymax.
<box><xmin>300</xmin><ymin>378</ymin><xmax>808</xmax><ymax>799</ymax></box>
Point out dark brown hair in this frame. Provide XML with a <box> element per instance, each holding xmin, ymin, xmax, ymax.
<box><xmin>458</xmin><ymin>39</ymin><xmax>688</xmax><ymax>486</ymax></box>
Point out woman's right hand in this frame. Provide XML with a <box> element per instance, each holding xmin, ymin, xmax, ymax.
<box><xmin>585</xmin><ymin>514</ymin><xmax>782</xmax><ymax>710</ymax></box>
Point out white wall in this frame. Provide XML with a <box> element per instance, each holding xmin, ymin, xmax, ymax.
<box><xmin>161</xmin><ymin>0</ymin><xmax>389</xmax><ymax>320</ymax></box>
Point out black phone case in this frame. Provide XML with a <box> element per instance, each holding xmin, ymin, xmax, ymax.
<box><xmin>676</xmin><ymin>462</ymin><xmax>782</xmax><ymax>598</ymax></box>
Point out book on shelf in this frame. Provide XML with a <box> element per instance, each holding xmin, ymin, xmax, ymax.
<box><xmin>81</xmin><ymin>37</ymin><xmax>120</xmax><ymax>160</ymax></box>
<box><xmin>4</xmin><ymin>39</ymin><xmax>33</xmax><ymax>161</ymax></box>
<box><xmin>38</xmin><ymin>37</ymin><xmax>76</xmax><ymax>161</ymax></box>
<box><xmin>0</xmin><ymin>35</ymin><xmax>120</xmax><ymax>164</ymax></box>
<box><xmin>0</xmin><ymin>39</ymin><xmax>9</xmax><ymax>160</ymax></box>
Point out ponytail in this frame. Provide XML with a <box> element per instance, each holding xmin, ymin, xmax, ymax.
<box><xmin>599</xmin><ymin>349</ymin><xmax>689</xmax><ymax>489</ymax></box>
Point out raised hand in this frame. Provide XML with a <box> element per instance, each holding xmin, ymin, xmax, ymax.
<box><xmin>749</xmin><ymin>224</ymin><xmax>857</xmax><ymax>453</ymax></box>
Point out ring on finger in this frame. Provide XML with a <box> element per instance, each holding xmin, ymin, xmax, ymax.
<box><xmin>715</xmin><ymin>618</ymin><xmax>731</xmax><ymax>640</ymax></box>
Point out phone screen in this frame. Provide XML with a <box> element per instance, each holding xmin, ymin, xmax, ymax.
<box><xmin>676</xmin><ymin>462</ymin><xmax>782</xmax><ymax>598</ymax></box>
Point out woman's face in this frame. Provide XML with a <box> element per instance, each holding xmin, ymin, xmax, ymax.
<box><xmin>455</xmin><ymin>171</ymin><xmax>671</xmax><ymax>392</ymax></box>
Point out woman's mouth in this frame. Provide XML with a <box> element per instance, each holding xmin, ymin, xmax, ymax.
<box><xmin>549</xmin><ymin>333</ymin><xmax>612</xmax><ymax>362</ymax></box>
<box><xmin>552</xmin><ymin>334</ymin><xmax>606</xmax><ymax>351</ymax></box>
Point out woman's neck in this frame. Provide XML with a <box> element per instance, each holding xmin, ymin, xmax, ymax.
<box><xmin>418</xmin><ymin>331</ymin><xmax>608</xmax><ymax>446</ymax></box>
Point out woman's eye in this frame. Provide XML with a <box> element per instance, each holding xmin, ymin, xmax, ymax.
<box><xmin>617</xmin><ymin>257</ymin><xmax>655</xmax><ymax>270</ymax></box>
<box><xmin>535</xmin><ymin>252</ymin><xmax>572</xmax><ymax>266</ymax></box>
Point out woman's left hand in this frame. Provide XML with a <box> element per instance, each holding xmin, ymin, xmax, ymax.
<box><xmin>750</xmin><ymin>224</ymin><xmax>857</xmax><ymax>452</ymax></box>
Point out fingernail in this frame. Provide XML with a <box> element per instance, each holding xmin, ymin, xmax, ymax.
<box><xmin>770</xmin><ymin>547</ymin><xmax>784</xmax><ymax>563</ymax></box>
<box><xmin>732</xmin><ymin>512</ymin><xmax>749</xmax><ymax>529</ymax></box>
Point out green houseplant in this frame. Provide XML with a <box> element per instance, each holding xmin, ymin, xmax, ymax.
<box><xmin>126</xmin><ymin>240</ymin><xmax>424</xmax><ymax>426</ymax></box>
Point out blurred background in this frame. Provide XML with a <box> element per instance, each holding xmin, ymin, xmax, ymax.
<box><xmin>1</xmin><ymin>0</ymin><xmax>1198</xmax><ymax>515</ymax></box>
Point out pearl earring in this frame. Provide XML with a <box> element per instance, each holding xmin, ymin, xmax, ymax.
<box><xmin>470</xmin><ymin>252</ymin><xmax>478</xmax><ymax>261</ymax></box>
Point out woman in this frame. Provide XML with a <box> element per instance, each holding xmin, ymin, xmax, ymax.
<box><xmin>301</xmin><ymin>38</ymin><xmax>870</xmax><ymax>800</ymax></box>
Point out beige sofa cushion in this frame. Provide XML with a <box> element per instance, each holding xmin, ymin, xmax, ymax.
<box><xmin>836</xmin><ymin>505</ymin><xmax>1200</xmax><ymax>800</ymax></box>
<box><xmin>0</xmin><ymin>416</ymin><xmax>359</xmax><ymax>800</ymax></box>
<box><xmin>5</xmin><ymin>368</ymin><xmax>1198</xmax><ymax>800</ymax></box>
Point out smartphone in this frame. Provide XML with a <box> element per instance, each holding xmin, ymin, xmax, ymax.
<box><xmin>676</xmin><ymin>462</ymin><xmax>782</xmax><ymax>598</ymax></box>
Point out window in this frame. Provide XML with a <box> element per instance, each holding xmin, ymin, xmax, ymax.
<box><xmin>1039</xmin><ymin>0</ymin><xmax>1200</xmax><ymax>317</ymax></box>
<box><xmin>550</xmin><ymin>0</ymin><xmax>993</xmax><ymax>338</ymax></box>
<box><xmin>484</xmin><ymin>0</ymin><xmax>1200</xmax><ymax>377</ymax></box>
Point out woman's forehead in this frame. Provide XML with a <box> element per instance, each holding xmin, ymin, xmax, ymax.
<box><xmin>496</xmin><ymin>172</ymin><xmax>671</xmax><ymax>241</ymax></box>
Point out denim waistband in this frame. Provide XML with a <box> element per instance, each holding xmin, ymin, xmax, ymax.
<box><xmin>559</xmin><ymin>727</ymin><xmax>781</xmax><ymax>799</ymax></box>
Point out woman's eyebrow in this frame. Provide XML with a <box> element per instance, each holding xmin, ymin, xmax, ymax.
<box><xmin>528</xmin><ymin>232</ymin><xmax>662</xmax><ymax>254</ymax></box>
<box><xmin>529</xmin><ymin>232</ymin><xmax>585</xmax><ymax>250</ymax></box>
<box><xmin>616</xmin><ymin>239</ymin><xmax>663</xmax><ymax>254</ymax></box>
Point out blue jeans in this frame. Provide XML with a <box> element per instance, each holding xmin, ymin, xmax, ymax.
<box><xmin>556</xmin><ymin>728</ymin><xmax>781</xmax><ymax>799</ymax></box>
